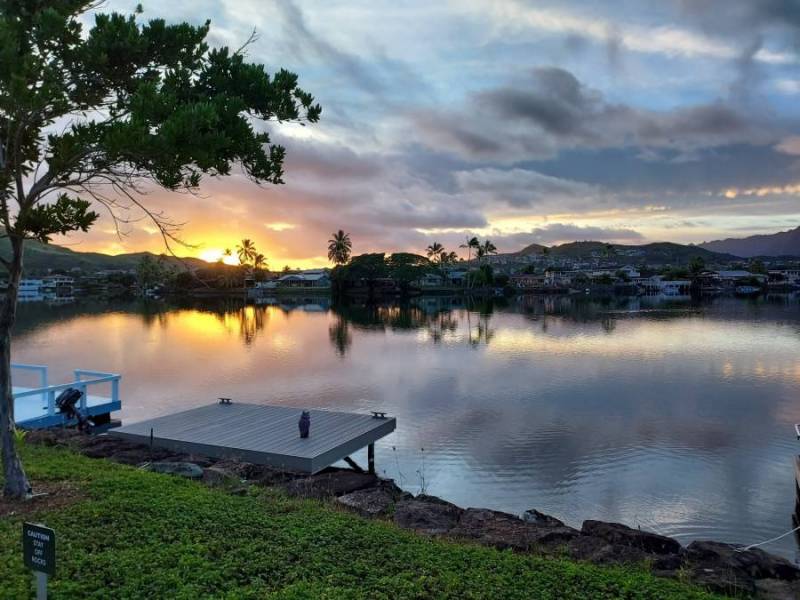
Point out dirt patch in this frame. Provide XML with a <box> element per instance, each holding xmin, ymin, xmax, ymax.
<box><xmin>0</xmin><ymin>481</ymin><xmax>84</xmax><ymax>518</ymax></box>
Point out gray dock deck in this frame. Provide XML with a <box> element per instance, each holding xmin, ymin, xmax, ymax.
<box><xmin>110</xmin><ymin>402</ymin><xmax>396</xmax><ymax>473</ymax></box>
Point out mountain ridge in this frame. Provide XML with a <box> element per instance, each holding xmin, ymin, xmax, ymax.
<box><xmin>0</xmin><ymin>240</ymin><xmax>208</xmax><ymax>274</ymax></box>
<box><xmin>699</xmin><ymin>227</ymin><xmax>800</xmax><ymax>258</ymax></box>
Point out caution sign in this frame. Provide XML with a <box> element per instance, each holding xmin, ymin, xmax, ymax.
<box><xmin>22</xmin><ymin>522</ymin><xmax>55</xmax><ymax>576</ymax></box>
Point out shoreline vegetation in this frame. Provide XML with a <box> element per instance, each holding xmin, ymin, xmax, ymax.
<box><xmin>0</xmin><ymin>434</ymin><xmax>732</xmax><ymax>600</ymax></box>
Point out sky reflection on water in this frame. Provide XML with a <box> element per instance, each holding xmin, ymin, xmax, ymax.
<box><xmin>12</xmin><ymin>294</ymin><xmax>800</xmax><ymax>559</ymax></box>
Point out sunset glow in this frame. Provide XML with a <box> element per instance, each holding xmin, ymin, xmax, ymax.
<box><xmin>198</xmin><ymin>249</ymin><xmax>240</xmax><ymax>266</ymax></box>
<box><xmin>56</xmin><ymin>0</ymin><xmax>800</xmax><ymax>262</ymax></box>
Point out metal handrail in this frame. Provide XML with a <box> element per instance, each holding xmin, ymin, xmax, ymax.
<box><xmin>12</xmin><ymin>368</ymin><xmax>121</xmax><ymax>417</ymax></box>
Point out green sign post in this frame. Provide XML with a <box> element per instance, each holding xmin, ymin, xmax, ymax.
<box><xmin>22</xmin><ymin>522</ymin><xmax>55</xmax><ymax>599</ymax></box>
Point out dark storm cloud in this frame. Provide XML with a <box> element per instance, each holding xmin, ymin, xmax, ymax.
<box><xmin>413</xmin><ymin>67</ymin><xmax>770</xmax><ymax>163</ymax></box>
<box><xmin>523</xmin><ymin>144</ymin><xmax>800</xmax><ymax>196</ymax></box>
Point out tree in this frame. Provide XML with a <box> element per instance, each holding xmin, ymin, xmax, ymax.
<box><xmin>749</xmin><ymin>259</ymin><xmax>767</xmax><ymax>275</ymax></box>
<box><xmin>688</xmin><ymin>255</ymin><xmax>706</xmax><ymax>278</ymax></box>
<box><xmin>136</xmin><ymin>255</ymin><xmax>170</xmax><ymax>293</ymax></box>
<box><xmin>0</xmin><ymin>2</ymin><xmax>320</xmax><ymax>498</ymax></box>
<box><xmin>459</xmin><ymin>236</ymin><xmax>479</xmax><ymax>261</ymax></box>
<box><xmin>479</xmin><ymin>240</ymin><xmax>497</xmax><ymax>261</ymax></box>
<box><xmin>236</xmin><ymin>239</ymin><xmax>257</xmax><ymax>266</ymax></box>
<box><xmin>252</xmin><ymin>252</ymin><xmax>267</xmax><ymax>280</ymax></box>
<box><xmin>425</xmin><ymin>242</ymin><xmax>444</xmax><ymax>264</ymax></box>
<box><xmin>327</xmin><ymin>230</ymin><xmax>352</xmax><ymax>265</ymax></box>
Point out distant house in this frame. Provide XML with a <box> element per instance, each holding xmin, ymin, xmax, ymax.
<box><xmin>417</xmin><ymin>272</ymin><xmax>445</xmax><ymax>287</ymax></box>
<box><xmin>42</xmin><ymin>275</ymin><xmax>74</xmax><ymax>298</ymax></box>
<box><xmin>511</xmin><ymin>273</ymin><xmax>545</xmax><ymax>289</ymax></box>
<box><xmin>444</xmin><ymin>269</ymin><xmax>467</xmax><ymax>286</ymax></box>
<box><xmin>18</xmin><ymin>279</ymin><xmax>45</xmax><ymax>302</ymax></box>
<box><xmin>273</xmin><ymin>269</ymin><xmax>331</xmax><ymax>288</ymax></box>
<box><xmin>715</xmin><ymin>270</ymin><xmax>765</xmax><ymax>283</ymax></box>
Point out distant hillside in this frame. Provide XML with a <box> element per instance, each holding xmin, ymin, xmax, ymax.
<box><xmin>508</xmin><ymin>240</ymin><xmax>738</xmax><ymax>264</ymax></box>
<box><xmin>699</xmin><ymin>227</ymin><xmax>800</xmax><ymax>258</ymax></box>
<box><xmin>513</xmin><ymin>242</ymin><xmax>547</xmax><ymax>256</ymax></box>
<box><xmin>0</xmin><ymin>240</ymin><xmax>208</xmax><ymax>274</ymax></box>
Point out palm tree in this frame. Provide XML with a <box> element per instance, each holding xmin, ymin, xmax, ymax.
<box><xmin>426</xmin><ymin>242</ymin><xmax>445</xmax><ymax>264</ymax></box>
<box><xmin>444</xmin><ymin>251</ymin><xmax>459</xmax><ymax>265</ymax></box>
<box><xmin>479</xmin><ymin>240</ymin><xmax>497</xmax><ymax>261</ymax></box>
<box><xmin>236</xmin><ymin>238</ymin><xmax>257</xmax><ymax>266</ymax></box>
<box><xmin>252</xmin><ymin>253</ymin><xmax>268</xmax><ymax>280</ymax></box>
<box><xmin>459</xmin><ymin>236</ymin><xmax>479</xmax><ymax>262</ymax></box>
<box><xmin>328</xmin><ymin>230</ymin><xmax>352</xmax><ymax>265</ymax></box>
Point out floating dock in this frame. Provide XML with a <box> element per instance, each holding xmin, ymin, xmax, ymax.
<box><xmin>111</xmin><ymin>402</ymin><xmax>397</xmax><ymax>474</ymax></box>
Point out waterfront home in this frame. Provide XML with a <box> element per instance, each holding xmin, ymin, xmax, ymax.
<box><xmin>42</xmin><ymin>275</ymin><xmax>75</xmax><ymax>298</ymax></box>
<box><xmin>511</xmin><ymin>273</ymin><xmax>545</xmax><ymax>289</ymax></box>
<box><xmin>768</xmin><ymin>269</ymin><xmax>800</xmax><ymax>288</ymax></box>
<box><xmin>18</xmin><ymin>278</ymin><xmax>45</xmax><ymax>301</ymax></box>
<box><xmin>659</xmin><ymin>280</ymin><xmax>691</xmax><ymax>296</ymax></box>
<box><xmin>274</xmin><ymin>269</ymin><xmax>331</xmax><ymax>288</ymax></box>
<box><xmin>417</xmin><ymin>272</ymin><xmax>445</xmax><ymax>287</ymax></box>
<box><xmin>715</xmin><ymin>270</ymin><xmax>765</xmax><ymax>283</ymax></box>
<box><xmin>443</xmin><ymin>269</ymin><xmax>467</xmax><ymax>286</ymax></box>
<box><xmin>544</xmin><ymin>270</ymin><xmax>582</xmax><ymax>287</ymax></box>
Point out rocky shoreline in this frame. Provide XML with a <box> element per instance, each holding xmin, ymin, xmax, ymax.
<box><xmin>26</xmin><ymin>429</ymin><xmax>800</xmax><ymax>599</ymax></box>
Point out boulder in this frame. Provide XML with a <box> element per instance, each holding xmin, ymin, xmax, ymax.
<box><xmin>522</xmin><ymin>509</ymin><xmax>565</xmax><ymax>528</ymax></box>
<box><xmin>145</xmin><ymin>461</ymin><xmax>203</xmax><ymax>479</ymax></box>
<box><xmin>283</xmin><ymin>470</ymin><xmax>377</xmax><ymax>499</ymax></box>
<box><xmin>202</xmin><ymin>466</ymin><xmax>241</xmax><ymax>487</ymax></box>
<box><xmin>567</xmin><ymin>535</ymin><xmax>650</xmax><ymax>565</ymax></box>
<box><xmin>686</xmin><ymin>540</ymin><xmax>800</xmax><ymax>582</ymax></box>
<box><xmin>754</xmin><ymin>578</ymin><xmax>800</xmax><ymax>600</ymax></box>
<box><xmin>337</xmin><ymin>487</ymin><xmax>399</xmax><ymax>517</ymax></box>
<box><xmin>581</xmin><ymin>520</ymin><xmax>681</xmax><ymax>555</ymax></box>
<box><xmin>393</xmin><ymin>496</ymin><xmax>463</xmax><ymax>535</ymax></box>
<box><xmin>450</xmin><ymin>508</ymin><xmax>580</xmax><ymax>552</ymax></box>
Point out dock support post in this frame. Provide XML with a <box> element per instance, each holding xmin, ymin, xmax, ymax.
<box><xmin>368</xmin><ymin>443</ymin><xmax>375</xmax><ymax>474</ymax></box>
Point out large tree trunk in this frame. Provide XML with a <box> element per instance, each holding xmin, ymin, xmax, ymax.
<box><xmin>0</xmin><ymin>236</ymin><xmax>29</xmax><ymax>498</ymax></box>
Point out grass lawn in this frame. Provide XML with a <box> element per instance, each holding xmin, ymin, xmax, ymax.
<box><xmin>0</xmin><ymin>443</ymin><xmax>728</xmax><ymax>599</ymax></box>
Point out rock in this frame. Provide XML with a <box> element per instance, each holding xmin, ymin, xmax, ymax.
<box><xmin>689</xmin><ymin>567</ymin><xmax>756</xmax><ymax>597</ymax></box>
<box><xmin>522</xmin><ymin>509</ymin><xmax>565</xmax><ymax>528</ymax></box>
<box><xmin>393</xmin><ymin>496</ymin><xmax>464</xmax><ymax>535</ymax></box>
<box><xmin>581</xmin><ymin>520</ymin><xmax>682</xmax><ymax>555</ymax></box>
<box><xmin>566</xmin><ymin>535</ymin><xmax>651</xmax><ymax>566</ymax></box>
<box><xmin>450</xmin><ymin>508</ymin><xmax>580</xmax><ymax>552</ymax></box>
<box><xmin>202</xmin><ymin>466</ymin><xmax>241</xmax><ymax>487</ymax></box>
<box><xmin>145</xmin><ymin>461</ymin><xmax>203</xmax><ymax>479</ymax></box>
<box><xmin>283</xmin><ymin>470</ymin><xmax>377</xmax><ymax>499</ymax></box>
<box><xmin>337</xmin><ymin>480</ymin><xmax>412</xmax><ymax>518</ymax></box>
<box><xmin>686</xmin><ymin>540</ymin><xmax>800</xmax><ymax>582</ymax></box>
<box><xmin>337</xmin><ymin>487</ymin><xmax>397</xmax><ymax>517</ymax></box>
<box><xmin>754</xmin><ymin>578</ymin><xmax>800</xmax><ymax>600</ymax></box>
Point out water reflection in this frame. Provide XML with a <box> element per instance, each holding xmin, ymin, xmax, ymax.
<box><xmin>11</xmin><ymin>293</ymin><xmax>800</xmax><ymax>560</ymax></box>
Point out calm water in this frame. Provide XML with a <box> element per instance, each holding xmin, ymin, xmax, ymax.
<box><xmin>12</xmin><ymin>294</ymin><xmax>800</xmax><ymax>559</ymax></box>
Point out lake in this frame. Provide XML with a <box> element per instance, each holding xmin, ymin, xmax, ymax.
<box><xmin>12</xmin><ymin>293</ymin><xmax>800</xmax><ymax>559</ymax></box>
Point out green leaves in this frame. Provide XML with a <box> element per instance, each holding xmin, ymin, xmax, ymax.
<box><xmin>16</xmin><ymin>193</ymin><xmax>98</xmax><ymax>242</ymax></box>
<box><xmin>0</xmin><ymin>0</ymin><xmax>321</xmax><ymax>240</ymax></box>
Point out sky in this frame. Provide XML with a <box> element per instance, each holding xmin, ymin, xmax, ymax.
<box><xmin>68</xmin><ymin>0</ymin><xmax>800</xmax><ymax>267</ymax></box>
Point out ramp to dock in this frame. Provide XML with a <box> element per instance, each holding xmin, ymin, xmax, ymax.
<box><xmin>111</xmin><ymin>402</ymin><xmax>396</xmax><ymax>474</ymax></box>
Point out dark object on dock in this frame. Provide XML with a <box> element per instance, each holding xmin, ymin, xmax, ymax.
<box><xmin>371</xmin><ymin>411</ymin><xmax>387</xmax><ymax>419</ymax></box>
<box><xmin>219</xmin><ymin>397</ymin><xmax>232</xmax><ymax>405</ymax></box>
<box><xmin>299</xmin><ymin>411</ymin><xmax>310</xmax><ymax>438</ymax></box>
<box><xmin>55</xmin><ymin>387</ymin><xmax>94</xmax><ymax>432</ymax></box>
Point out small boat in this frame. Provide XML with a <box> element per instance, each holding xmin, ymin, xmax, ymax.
<box><xmin>735</xmin><ymin>285</ymin><xmax>761</xmax><ymax>296</ymax></box>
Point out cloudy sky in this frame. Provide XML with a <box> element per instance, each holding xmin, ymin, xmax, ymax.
<box><xmin>74</xmin><ymin>0</ymin><xmax>800</xmax><ymax>267</ymax></box>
